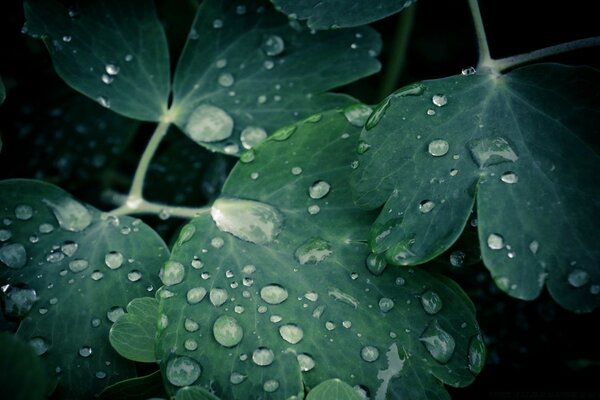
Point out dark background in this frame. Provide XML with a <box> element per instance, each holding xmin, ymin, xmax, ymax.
<box><xmin>1</xmin><ymin>0</ymin><xmax>599</xmax><ymax>398</ymax></box>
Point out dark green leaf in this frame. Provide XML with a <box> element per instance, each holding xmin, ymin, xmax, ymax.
<box><xmin>0</xmin><ymin>331</ymin><xmax>50</xmax><ymax>400</ymax></box>
<box><xmin>0</xmin><ymin>179</ymin><xmax>170</xmax><ymax>398</ymax></box>
<box><xmin>23</xmin><ymin>0</ymin><xmax>170</xmax><ymax>121</ymax></box>
<box><xmin>170</xmin><ymin>0</ymin><xmax>381</xmax><ymax>154</ymax></box>
<box><xmin>306</xmin><ymin>379</ymin><xmax>360</xmax><ymax>400</ymax></box>
<box><xmin>270</xmin><ymin>0</ymin><xmax>415</xmax><ymax>29</ymax></box>
<box><xmin>109</xmin><ymin>297</ymin><xmax>159</xmax><ymax>363</ymax></box>
<box><xmin>156</xmin><ymin>110</ymin><xmax>483</xmax><ymax>399</ymax></box>
<box><xmin>351</xmin><ymin>64</ymin><xmax>600</xmax><ymax>312</ymax></box>
<box><xmin>175</xmin><ymin>386</ymin><xmax>222</xmax><ymax>400</ymax></box>
<box><xmin>98</xmin><ymin>370</ymin><xmax>168</xmax><ymax>400</ymax></box>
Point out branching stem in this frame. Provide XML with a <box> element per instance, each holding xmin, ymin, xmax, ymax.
<box><xmin>109</xmin><ymin>198</ymin><xmax>210</xmax><ymax>219</ymax></box>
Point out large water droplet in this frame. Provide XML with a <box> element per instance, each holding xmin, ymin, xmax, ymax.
<box><xmin>467</xmin><ymin>334</ymin><xmax>486</xmax><ymax>374</ymax></box>
<box><xmin>185</xmin><ymin>104</ymin><xmax>234</xmax><ymax>143</ymax></box>
<box><xmin>211</xmin><ymin>198</ymin><xmax>284</xmax><ymax>245</ymax></box>
<box><xmin>29</xmin><ymin>337</ymin><xmax>49</xmax><ymax>355</ymax></box>
<box><xmin>308</xmin><ymin>181</ymin><xmax>331</xmax><ymax>199</ymax></box>
<box><xmin>240</xmin><ymin>126</ymin><xmax>267</xmax><ymax>149</ymax></box>
<box><xmin>260</xmin><ymin>284</ymin><xmax>288</xmax><ymax>305</ymax></box>
<box><xmin>166</xmin><ymin>356</ymin><xmax>201</xmax><ymax>387</ymax></box>
<box><xmin>69</xmin><ymin>258</ymin><xmax>89</xmax><ymax>273</ymax></box>
<box><xmin>419</xmin><ymin>319</ymin><xmax>456</xmax><ymax>363</ymax></box>
<box><xmin>186</xmin><ymin>287</ymin><xmax>207</xmax><ymax>304</ymax></box>
<box><xmin>344</xmin><ymin>104</ymin><xmax>373</xmax><ymax>127</ymax></box>
<box><xmin>487</xmin><ymin>233</ymin><xmax>504</xmax><ymax>250</ymax></box>
<box><xmin>42</xmin><ymin>197</ymin><xmax>92</xmax><ymax>232</ymax></box>
<box><xmin>467</xmin><ymin>137</ymin><xmax>519</xmax><ymax>168</ymax></box>
<box><xmin>209</xmin><ymin>288</ymin><xmax>228</xmax><ymax>306</ymax></box>
<box><xmin>365</xmin><ymin>253</ymin><xmax>387</xmax><ymax>276</ymax></box>
<box><xmin>420</xmin><ymin>290</ymin><xmax>443</xmax><ymax>314</ymax></box>
<box><xmin>360</xmin><ymin>345</ymin><xmax>379</xmax><ymax>362</ymax></box>
<box><xmin>104</xmin><ymin>251</ymin><xmax>124</xmax><ymax>269</ymax></box>
<box><xmin>0</xmin><ymin>243</ymin><xmax>27</xmax><ymax>269</ymax></box>
<box><xmin>15</xmin><ymin>205</ymin><xmax>33</xmax><ymax>220</ymax></box>
<box><xmin>160</xmin><ymin>261</ymin><xmax>185</xmax><ymax>286</ymax></box>
<box><xmin>428</xmin><ymin>140</ymin><xmax>449</xmax><ymax>157</ymax></box>
<box><xmin>252</xmin><ymin>347</ymin><xmax>274</xmax><ymax>366</ymax></box>
<box><xmin>294</xmin><ymin>238</ymin><xmax>332</xmax><ymax>265</ymax></box>
<box><xmin>2</xmin><ymin>284</ymin><xmax>38</xmax><ymax>318</ymax></box>
<box><xmin>262</xmin><ymin>35</ymin><xmax>285</xmax><ymax>56</ymax></box>
<box><xmin>568</xmin><ymin>269</ymin><xmax>589</xmax><ymax>288</ymax></box>
<box><xmin>213</xmin><ymin>315</ymin><xmax>243</xmax><ymax>347</ymax></box>
<box><xmin>279</xmin><ymin>324</ymin><xmax>303</xmax><ymax>344</ymax></box>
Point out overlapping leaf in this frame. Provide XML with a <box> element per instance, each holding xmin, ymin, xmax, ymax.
<box><xmin>270</xmin><ymin>0</ymin><xmax>415</xmax><ymax>29</ymax></box>
<box><xmin>170</xmin><ymin>0</ymin><xmax>381</xmax><ymax>154</ymax></box>
<box><xmin>109</xmin><ymin>297</ymin><xmax>159</xmax><ymax>363</ymax></box>
<box><xmin>351</xmin><ymin>64</ymin><xmax>600</xmax><ymax>312</ymax></box>
<box><xmin>98</xmin><ymin>370</ymin><xmax>168</xmax><ymax>400</ymax></box>
<box><xmin>0</xmin><ymin>180</ymin><xmax>169</xmax><ymax>398</ymax></box>
<box><xmin>23</xmin><ymin>0</ymin><xmax>170</xmax><ymax>121</ymax></box>
<box><xmin>156</xmin><ymin>109</ymin><xmax>484</xmax><ymax>399</ymax></box>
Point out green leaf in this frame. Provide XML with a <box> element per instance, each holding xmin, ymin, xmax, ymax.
<box><xmin>175</xmin><ymin>386</ymin><xmax>222</xmax><ymax>400</ymax></box>
<box><xmin>306</xmin><ymin>379</ymin><xmax>360</xmax><ymax>400</ymax></box>
<box><xmin>157</xmin><ymin>110</ymin><xmax>483</xmax><ymax>399</ymax></box>
<box><xmin>170</xmin><ymin>0</ymin><xmax>381</xmax><ymax>154</ymax></box>
<box><xmin>351</xmin><ymin>64</ymin><xmax>600</xmax><ymax>312</ymax></box>
<box><xmin>0</xmin><ymin>332</ymin><xmax>50</xmax><ymax>400</ymax></box>
<box><xmin>98</xmin><ymin>370</ymin><xmax>168</xmax><ymax>400</ymax></box>
<box><xmin>270</xmin><ymin>0</ymin><xmax>415</xmax><ymax>30</ymax></box>
<box><xmin>23</xmin><ymin>0</ymin><xmax>170</xmax><ymax>121</ymax></box>
<box><xmin>109</xmin><ymin>297</ymin><xmax>159</xmax><ymax>363</ymax></box>
<box><xmin>0</xmin><ymin>179</ymin><xmax>170</xmax><ymax>398</ymax></box>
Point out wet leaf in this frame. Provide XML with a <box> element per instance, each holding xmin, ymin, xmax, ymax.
<box><xmin>157</xmin><ymin>110</ymin><xmax>483</xmax><ymax>399</ymax></box>
<box><xmin>23</xmin><ymin>0</ymin><xmax>170</xmax><ymax>121</ymax></box>
<box><xmin>175</xmin><ymin>386</ymin><xmax>222</xmax><ymax>400</ymax></box>
<box><xmin>170</xmin><ymin>0</ymin><xmax>381</xmax><ymax>154</ymax></box>
<box><xmin>0</xmin><ymin>180</ymin><xmax>169</xmax><ymax>398</ymax></box>
<box><xmin>109</xmin><ymin>297</ymin><xmax>159</xmax><ymax>363</ymax></box>
<box><xmin>306</xmin><ymin>379</ymin><xmax>360</xmax><ymax>400</ymax></box>
<box><xmin>351</xmin><ymin>64</ymin><xmax>600</xmax><ymax>312</ymax></box>
<box><xmin>98</xmin><ymin>370</ymin><xmax>168</xmax><ymax>400</ymax></box>
<box><xmin>271</xmin><ymin>0</ymin><xmax>415</xmax><ymax>29</ymax></box>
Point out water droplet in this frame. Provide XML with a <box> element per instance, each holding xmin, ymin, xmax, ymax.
<box><xmin>60</xmin><ymin>241</ymin><xmax>78</xmax><ymax>257</ymax></box>
<box><xmin>166</xmin><ymin>356</ymin><xmax>201</xmax><ymax>387</ymax></box>
<box><xmin>272</xmin><ymin>125</ymin><xmax>296</xmax><ymax>141</ymax></box>
<box><xmin>462</xmin><ymin>66</ymin><xmax>477</xmax><ymax>75</ymax></box>
<box><xmin>468</xmin><ymin>334</ymin><xmax>486</xmax><ymax>374</ymax></box>
<box><xmin>42</xmin><ymin>197</ymin><xmax>92</xmax><ymax>232</ymax></box>
<box><xmin>107</xmin><ymin>306</ymin><xmax>124</xmax><ymax>322</ymax></box>
<box><xmin>328</xmin><ymin>287</ymin><xmax>359</xmax><ymax>309</ymax></box>
<box><xmin>124</xmin><ymin>54</ymin><xmax>133</xmax><ymax>62</ymax></box>
<box><xmin>0</xmin><ymin>243</ymin><xmax>27</xmax><ymax>269</ymax></box>
<box><xmin>297</xmin><ymin>353</ymin><xmax>315</xmax><ymax>372</ymax></box>
<box><xmin>91</xmin><ymin>270</ymin><xmax>104</xmax><ymax>281</ymax></box>
<box><xmin>307</xmin><ymin>205</ymin><xmax>320</xmax><ymax>215</ymax></box>
<box><xmin>419</xmin><ymin>319</ymin><xmax>456</xmax><ymax>363</ymax></box>
<box><xmin>218</xmin><ymin>72</ymin><xmax>235</xmax><ymax>87</ymax></box>
<box><xmin>91</xmin><ymin>318</ymin><xmax>101</xmax><ymax>328</ymax></box>
<box><xmin>191</xmin><ymin>257</ymin><xmax>203</xmax><ymax>269</ymax></box>
<box><xmin>467</xmin><ymin>137</ymin><xmax>519</xmax><ymax>168</ymax></box>
<box><xmin>421</xmin><ymin>290</ymin><xmax>443</xmax><ymax>314</ymax></box>
<box><xmin>590</xmin><ymin>285</ymin><xmax>600</xmax><ymax>295</ymax></box>
<box><xmin>304</xmin><ymin>291</ymin><xmax>318</xmax><ymax>302</ymax></box>
<box><xmin>235</xmin><ymin>5</ymin><xmax>247</xmax><ymax>14</ymax></box>
<box><xmin>187</xmin><ymin>287</ymin><xmax>207</xmax><ymax>304</ymax></box>
<box><xmin>487</xmin><ymin>233</ymin><xmax>504</xmax><ymax>250</ymax></box>
<box><xmin>568</xmin><ymin>269</ymin><xmax>589</xmax><ymax>288</ymax></box>
<box><xmin>104</xmin><ymin>251</ymin><xmax>124</xmax><ymax>269</ymax></box>
<box><xmin>68</xmin><ymin>258</ymin><xmax>89</xmax><ymax>273</ymax></box>
<box><xmin>279</xmin><ymin>324</ymin><xmax>303</xmax><ymax>344</ymax></box>
<box><xmin>2</xmin><ymin>284</ymin><xmax>38</xmax><ymax>318</ymax></box>
<box><xmin>209</xmin><ymin>288</ymin><xmax>228</xmax><ymax>306</ymax></box>
<box><xmin>263</xmin><ymin>379</ymin><xmax>279</xmax><ymax>393</ymax></box>
<box><xmin>260</xmin><ymin>284</ymin><xmax>288</xmax><ymax>304</ymax></box>
<box><xmin>360</xmin><ymin>345</ymin><xmax>379</xmax><ymax>362</ymax></box>
<box><xmin>212</xmin><ymin>18</ymin><xmax>223</xmax><ymax>29</ymax></box>
<box><xmin>96</xmin><ymin>371</ymin><xmax>106</xmax><ymax>379</ymax></box>
<box><xmin>529</xmin><ymin>240</ymin><xmax>539</xmax><ymax>255</ymax></box>
<box><xmin>419</xmin><ymin>200</ymin><xmax>435</xmax><ymax>214</ymax></box>
<box><xmin>105</xmin><ymin>64</ymin><xmax>120</xmax><ymax>75</ymax></box>
<box><xmin>365</xmin><ymin>97</ymin><xmax>391</xmax><ymax>130</ymax></box>
<box><xmin>15</xmin><ymin>205</ymin><xmax>33</xmax><ymax>220</ymax></box>
<box><xmin>0</xmin><ymin>229</ymin><xmax>12</xmax><ymax>242</ymax></box>
<box><xmin>262</xmin><ymin>35</ymin><xmax>285</xmax><ymax>56</ymax></box>
<box><xmin>308</xmin><ymin>181</ymin><xmax>331</xmax><ymax>199</ymax></box>
<box><xmin>432</xmin><ymin>94</ymin><xmax>447</xmax><ymax>107</ymax></box>
<box><xmin>294</xmin><ymin>238</ymin><xmax>332</xmax><ymax>265</ymax></box>
<box><xmin>240</xmin><ymin>126</ymin><xmax>267</xmax><ymax>149</ymax></box>
<box><xmin>211</xmin><ymin>237</ymin><xmax>224</xmax><ymax>248</ymax></box>
<box><xmin>160</xmin><ymin>261</ymin><xmax>185</xmax><ymax>286</ymax></box>
<box><xmin>97</xmin><ymin>96</ymin><xmax>110</xmax><ymax>108</ymax></box>
<box><xmin>500</xmin><ymin>171</ymin><xmax>518</xmax><ymax>184</ymax></box>
<box><xmin>375</xmin><ymin>297</ymin><xmax>394</xmax><ymax>314</ymax></box>
<box><xmin>184</xmin><ymin>318</ymin><xmax>199</xmax><ymax>332</ymax></box>
<box><xmin>211</xmin><ymin>198</ymin><xmax>284</xmax><ymax>245</ymax></box>
<box><xmin>213</xmin><ymin>315</ymin><xmax>243</xmax><ymax>347</ymax></box>
<box><xmin>252</xmin><ymin>347</ymin><xmax>274</xmax><ymax>366</ymax></box>
<box><xmin>357</xmin><ymin>140</ymin><xmax>371</xmax><ymax>154</ymax></box>
<box><xmin>291</xmin><ymin>166</ymin><xmax>303</xmax><ymax>175</ymax></box>
<box><xmin>79</xmin><ymin>346</ymin><xmax>92</xmax><ymax>357</ymax></box>
<box><xmin>230</xmin><ymin>372</ymin><xmax>246</xmax><ymax>384</ymax></box>
<box><xmin>185</xmin><ymin>104</ymin><xmax>234</xmax><ymax>143</ymax></box>
<box><xmin>178</xmin><ymin>224</ymin><xmax>196</xmax><ymax>245</ymax></box>
<box><xmin>29</xmin><ymin>337</ymin><xmax>49</xmax><ymax>355</ymax></box>
<box><xmin>450</xmin><ymin>250</ymin><xmax>466</xmax><ymax>267</ymax></box>
<box><xmin>428</xmin><ymin>140</ymin><xmax>449</xmax><ymax>157</ymax></box>
<box><xmin>101</xmin><ymin>74</ymin><xmax>113</xmax><ymax>85</ymax></box>
<box><xmin>344</xmin><ymin>103</ymin><xmax>373</xmax><ymax>127</ymax></box>
<box><xmin>365</xmin><ymin>253</ymin><xmax>387</xmax><ymax>276</ymax></box>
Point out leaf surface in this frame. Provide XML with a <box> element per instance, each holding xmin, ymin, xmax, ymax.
<box><xmin>270</xmin><ymin>0</ymin><xmax>415</xmax><ymax>29</ymax></box>
<box><xmin>157</xmin><ymin>110</ymin><xmax>483</xmax><ymax>399</ymax></box>
<box><xmin>0</xmin><ymin>180</ymin><xmax>169</xmax><ymax>398</ymax></box>
<box><xmin>23</xmin><ymin>0</ymin><xmax>170</xmax><ymax>121</ymax></box>
<box><xmin>171</xmin><ymin>0</ymin><xmax>381</xmax><ymax>154</ymax></box>
<box><xmin>98</xmin><ymin>370</ymin><xmax>168</xmax><ymax>400</ymax></box>
<box><xmin>109</xmin><ymin>297</ymin><xmax>159</xmax><ymax>363</ymax></box>
<box><xmin>351</xmin><ymin>64</ymin><xmax>600</xmax><ymax>312</ymax></box>
<box><xmin>306</xmin><ymin>379</ymin><xmax>361</xmax><ymax>400</ymax></box>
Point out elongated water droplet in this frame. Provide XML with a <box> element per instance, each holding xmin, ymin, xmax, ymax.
<box><xmin>295</xmin><ymin>238</ymin><xmax>332</xmax><ymax>265</ymax></box>
<box><xmin>260</xmin><ymin>284</ymin><xmax>288</xmax><ymax>304</ymax></box>
<box><xmin>309</xmin><ymin>181</ymin><xmax>331</xmax><ymax>199</ymax></box>
<box><xmin>467</xmin><ymin>137</ymin><xmax>518</xmax><ymax>168</ymax></box>
<box><xmin>361</xmin><ymin>345</ymin><xmax>379</xmax><ymax>362</ymax></box>
<box><xmin>240</xmin><ymin>126</ymin><xmax>267</xmax><ymax>149</ymax></box>
<box><xmin>97</xmin><ymin>96</ymin><xmax>110</xmax><ymax>108</ymax></box>
<box><xmin>0</xmin><ymin>243</ymin><xmax>27</xmax><ymax>269</ymax></box>
<box><xmin>279</xmin><ymin>324</ymin><xmax>303</xmax><ymax>344</ymax></box>
<box><xmin>262</xmin><ymin>35</ymin><xmax>284</xmax><ymax>56</ymax></box>
<box><xmin>419</xmin><ymin>200</ymin><xmax>435</xmax><ymax>213</ymax></box>
<box><xmin>365</xmin><ymin>253</ymin><xmax>387</xmax><ymax>276</ymax></box>
<box><xmin>487</xmin><ymin>233</ymin><xmax>504</xmax><ymax>250</ymax></box>
<box><xmin>213</xmin><ymin>315</ymin><xmax>243</xmax><ymax>347</ymax></box>
<box><xmin>365</xmin><ymin>97</ymin><xmax>391</xmax><ymax>130</ymax></box>
<box><xmin>211</xmin><ymin>198</ymin><xmax>283</xmax><ymax>245</ymax></box>
<box><xmin>160</xmin><ymin>261</ymin><xmax>185</xmax><ymax>286</ymax></box>
<box><xmin>468</xmin><ymin>334</ymin><xmax>486</xmax><ymax>374</ymax></box>
<box><xmin>166</xmin><ymin>356</ymin><xmax>201</xmax><ymax>387</ymax></box>
<box><xmin>272</xmin><ymin>125</ymin><xmax>296</xmax><ymax>141</ymax></box>
<box><xmin>421</xmin><ymin>290</ymin><xmax>443</xmax><ymax>314</ymax></box>
<box><xmin>69</xmin><ymin>258</ymin><xmax>89</xmax><ymax>273</ymax></box>
<box><xmin>344</xmin><ymin>103</ymin><xmax>373</xmax><ymax>127</ymax></box>
<box><xmin>186</xmin><ymin>104</ymin><xmax>234</xmax><ymax>143</ymax></box>
<box><xmin>230</xmin><ymin>372</ymin><xmax>246</xmax><ymax>384</ymax></box>
<box><xmin>252</xmin><ymin>347</ymin><xmax>274</xmax><ymax>366</ymax></box>
<box><xmin>428</xmin><ymin>140</ymin><xmax>449</xmax><ymax>157</ymax></box>
<box><xmin>568</xmin><ymin>269</ymin><xmax>589</xmax><ymax>288</ymax></box>
<box><xmin>328</xmin><ymin>287</ymin><xmax>359</xmax><ymax>309</ymax></box>
<box><xmin>419</xmin><ymin>320</ymin><xmax>456</xmax><ymax>363</ymax></box>
<box><xmin>43</xmin><ymin>198</ymin><xmax>92</xmax><ymax>232</ymax></box>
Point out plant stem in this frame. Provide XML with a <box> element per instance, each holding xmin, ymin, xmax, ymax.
<box><xmin>377</xmin><ymin>5</ymin><xmax>416</xmax><ymax>100</ymax></box>
<box><xmin>467</xmin><ymin>0</ymin><xmax>492</xmax><ymax>69</ymax></box>
<box><xmin>492</xmin><ymin>36</ymin><xmax>600</xmax><ymax>72</ymax></box>
<box><xmin>128</xmin><ymin>119</ymin><xmax>171</xmax><ymax>200</ymax></box>
<box><xmin>109</xmin><ymin>199</ymin><xmax>210</xmax><ymax>219</ymax></box>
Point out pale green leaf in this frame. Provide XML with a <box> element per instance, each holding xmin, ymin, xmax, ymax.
<box><xmin>306</xmin><ymin>379</ymin><xmax>360</xmax><ymax>400</ymax></box>
<box><xmin>175</xmin><ymin>386</ymin><xmax>222</xmax><ymax>400</ymax></box>
<box><xmin>109</xmin><ymin>297</ymin><xmax>159</xmax><ymax>363</ymax></box>
<box><xmin>98</xmin><ymin>370</ymin><xmax>168</xmax><ymax>400</ymax></box>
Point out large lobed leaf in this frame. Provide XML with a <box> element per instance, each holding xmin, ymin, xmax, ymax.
<box><xmin>0</xmin><ymin>180</ymin><xmax>169</xmax><ymax>398</ymax></box>
<box><xmin>270</xmin><ymin>0</ymin><xmax>415</xmax><ymax>30</ymax></box>
<box><xmin>156</xmin><ymin>109</ymin><xmax>484</xmax><ymax>399</ymax></box>
<box><xmin>351</xmin><ymin>64</ymin><xmax>600</xmax><ymax>312</ymax></box>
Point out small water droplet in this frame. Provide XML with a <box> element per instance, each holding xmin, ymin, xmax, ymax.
<box><xmin>0</xmin><ymin>243</ymin><xmax>27</xmax><ymax>269</ymax></box>
<box><xmin>230</xmin><ymin>372</ymin><xmax>246</xmax><ymax>384</ymax></box>
<box><xmin>0</xmin><ymin>229</ymin><xmax>12</xmax><ymax>242</ymax></box>
<box><xmin>421</xmin><ymin>290</ymin><xmax>443</xmax><ymax>314</ymax></box>
<box><xmin>307</xmin><ymin>205</ymin><xmax>320</xmax><ymax>215</ymax></box>
<box><xmin>252</xmin><ymin>347</ymin><xmax>274</xmax><ymax>366</ymax></box>
<box><xmin>450</xmin><ymin>250</ymin><xmax>466</xmax><ymax>267</ymax></box>
<box><xmin>365</xmin><ymin>253</ymin><xmax>387</xmax><ymax>276</ymax></box>
<box><xmin>419</xmin><ymin>200</ymin><xmax>435</xmax><ymax>214</ymax></box>
<box><xmin>15</xmin><ymin>205</ymin><xmax>33</xmax><ymax>220</ymax></box>
<box><xmin>186</xmin><ymin>104</ymin><xmax>234</xmax><ymax>143</ymax></box>
<box><xmin>279</xmin><ymin>324</ymin><xmax>303</xmax><ymax>344</ymax></box>
<box><xmin>419</xmin><ymin>319</ymin><xmax>456</xmax><ymax>363</ymax></box>
<box><xmin>291</xmin><ymin>166</ymin><xmax>303</xmax><ymax>175</ymax></box>
<box><xmin>462</xmin><ymin>67</ymin><xmax>477</xmax><ymax>76</ymax></box>
<box><xmin>160</xmin><ymin>261</ymin><xmax>185</xmax><ymax>286</ymax></box>
<box><xmin>357</xmin><ymin>140</ymin><xmax>371</xmax><ymax>154</ymax></box>
<box><xmin>209</xmin><ymin>288</ymin><xmax>228</xmax><ymax>306</ymax></box>
<box><xmin>240</xmin><ymin>126</ymin><xmax>267</xmax><ymax>149</ymax></box>
<box><xmin>105</xmin><ymin>64</ymin><xmax>119</xmax><ymax>75</ymax></box>
<box><xmin>260</xmin><ymin>284</ymin><xmax>288</xmax><ymax>304</ymax></box>
<box><xmin>295</xmin><ymin>238</ymin><xmax>332</xmax><ymax>265</ymax></box>
<box><xmin>500</xmin><ymin>171</ymin><xmax>518</xmax><ymax>184</ymax></box>
<box><xmin>487</xmin><ymin>233</ymin><xmax>504</xmax><ymax>250</ymax></box>
<box><xmin>101</xmin><ymin>74</ymin><xmax>113</xmax><ymax>85</ymax></box>
<box><xmin>184</xmin><ymin>318</ymin><xmax>199</xmax><ymax>332</ymax></box>
<box><xmin>529</xmin><ymin>240</ymin><xmax>539</xmax><ymax>255</ymax></box>
<box><xmin>91</xmin><ymin>270</ymin><xmax>104</xmax><ymax>281</ymax></box>
<box><xmin>107</xmin><ymin>306</ymin><xmax>124</xmax><ymax>322</ymax></box>
<box><xmin>212</xmin><ymin>18</ymin><xmax>223</xmax><ymax>29</ymax></box>
<box><xmin>432</xmin><ymin>94</ymin><xmax>447</xmax><ymax>107</ymax></box>
<box><xmin>79</xmin><ymin>346</ymin><xmax>92</xmax><ymax>357</ymax></box>
<box><xmin>68</xmin><ymin>258</ymin><xmax>89</xmax><ymax>273</ymax></box>
<box><xmin>97</xmin><ymin>96</ymin><xmax>110</xmax><ymax>108</ymax></box>
<box><xmin>428</xmin><ymin>140</ymin><xmax>449</xmax><ymax>157</ymax></box>
<box><xmin>297</xmin><ymin>353</ymin><xmax>315</xmax><ymax>372</ymax></box>
<box><xmin>262</xmin><ymin>35</ymin><xmax>285</xmax><ymax>56</ymax></box>
<box><xmin>95</xmin><ymin>371</ymin><xmax>106</xmax><ymax>379</ymax></box>
<box><xmin>360</xmin><ymin>345</ymin><xmax>379</xmax><ymax>362</ymax></box>
<box><xmin>187</xmin><ymin>287</ymin><xmax>207</xmax><ymax>304</ymax></box>
<box><xmin>213</xmin><ymin>315</ymin><xmax>243</xmax><ymax>347</ymax></box>
<box><xmin>308</xmin><ymin>181</ymin><xmax>331</xmax><ymax>199</ymax></box>
<box><xmin>29</xmin><ymin>337</ymin><xmax>49</xmax><ymax>355</ymax></box>
<box><xmin>378</xmin><ymin>297</ymin><xmax>394</xmax><ymax>313</ymax></box>
<box><xmin>104</xmin><ymin>251</ymin><xmax>124</xmax><ymax>269</ymax></box>
<box><xmin>263</xmin><ymin>379</ymin><xmax>279</xmax><ymax>393</ymax></box>
<box><xmin>211</xmin><ymin>237</ymin><xmax>224</xmax><ymax>248</ymax></box>
<box><xmin>218</xmin><ymin>72</ymin><xmax>235</xmax><ymax>87</ymax></box>
<box><xmin>166</xmin><ymin>356</ymin><xmax>201</xmax><ymax>387</ymax></box>
<box><xmin>91</xmin><ymin>318</ymin><xmax>101</xmax><ymax>328</ymax></box>
<box><xmin>568</xmin><ymin>269</ymin><xmax>589</xmax><ymax>288</ymax></box>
